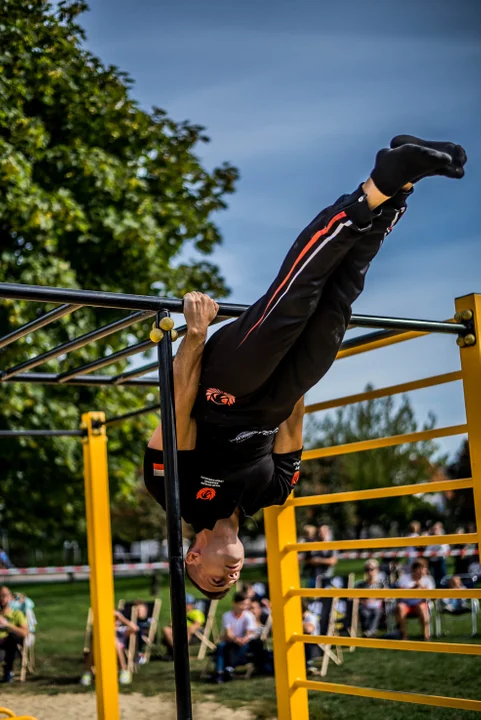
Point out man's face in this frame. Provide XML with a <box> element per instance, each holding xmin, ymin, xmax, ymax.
<box><xmin>412</xmin><ymin>566</ymin><xmax>423</xmax><ymax>580</ymax></box>
<box><xmin>318</xmin><ymin>525</ymin><xmax>330</xmax><ymax>541</ymax></box>
<box><xmin>0</xmin><ymin>587</ymin><xmax>12</xmax><ymax>610</ymax></box>
<box><xmin>233</xmin><ymin>598</ymin><xmax>250</xmax><ymax>615</ymax></box>
<box><xmin>186</xmin><ymin>536</ymin><xmax>245</xmax><ymax>595</ymax></box>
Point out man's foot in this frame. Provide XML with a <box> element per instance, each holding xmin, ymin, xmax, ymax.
<box><xmin>223</xmin><ymin>666</ymin><xmax>234</xmax><ymax>682</ymax></box>
<box><xmin>80</xmin><ymin>671</ymin><xmax>93</xmax><ymax>687</ymax></box>
<box><xmin>210</xmin><ymin>671</ymin><xmax>224</xmax><ymax>684</ymax></box>
<box><xmin>371</xmin><ymin>144</ymin><xmax>451</xmax><ymax>197</ymax></box>
<box><xmin>119</xmin><ymin>669</ymin><xmax>132</xmax><ymax>685</ymax></box>
<box><xmin>391</xmin><ymin>134</ymin><xmax>467</xmax><ymax>180</ymax></box>
<box><xmin>1</xmin><ymin>671</ymin><xmax>14</xmax><ymax>683</ymax></box>
<box><xmin>159</xmin><ymin>652</ymin><xmax>174</xmax><ymax>662</ymax></box>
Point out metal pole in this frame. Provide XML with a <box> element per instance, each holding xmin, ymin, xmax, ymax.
<box><xmin>0</xmin><ymin>429</ymin><xmax>83</xmax><ymax>437</ymax></box>
<box><xmin>0</xmin><ymin>311</ymin><xmax>155</xmax><ymax>382</ymax></box>
<box><xmin>0</xmin><ymin>282</ymin><xmax>467</xmax><ymax>334</ymax></box>
<box><xmin>1</xmin><ymin>372</ymin><xmax>160</xmax><ymax>386</ymax></box>
<box><xmin>81</xmin><ymin>412</ymin><xmax>119</xmax><ymax>720</ymax></box>
<box><xmin>103</xmin><ymin>404</ymin><xmax>159</xmax><ymax>426</ymax></box>
<box><xmin>0</xmin><ymin>304</ymin><xmax>81</xmax><ymax>350</ymax></box>
<box><xmin>156</xmin><ymin>312</ymin><xmax>193</xmax><ymax>720</ymax></box>
<box><xmin>0</xmin><ymin>281</ymin><xmax>248</xmax><ymax>316</ymax></box>
<box><xmin>57</xmin><ymin>339</ymin><xmax>153</xmax><ymax>382</ymax></box>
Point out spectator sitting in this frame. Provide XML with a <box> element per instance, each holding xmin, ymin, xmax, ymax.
<box><xmin>302</xmin><ymin>598</ymin><xmax>321</xmax><ymax>675</ymax></box>
<box><xmin>81</xmin><ymin>609</ymin><xmax>139</xmax><ymax>686</ymax></box>
<box><xmin>0</xmin><ymin>585</ymin><xmax>28</xmax><ymax>683</ymax></box>
<box><xmin>161</xmin><ymin>593</ymin><xmax>205</xmax><ymax>661</ymax></box>
<box><xmin>356</xmin><ymin>559</ymin><xmax>386</xmax><ymax>637</ymax></box>
<box><xmin>131</xmin><ymin>600</ymin><xmax>151</xmax><ymax>665</ymax></box>
<box><xmin>395</xmin><ymin>560</ymin><xmax>435</xmax><ymax>641</ymax></box>
<box><xmin>249</xmin><ymin>598</ymin><xmax>271</xmax><ymax>635</ymax></box>
<box><xmin>442</xmin><ymin>576</ymin><xmax>470</xmax><ymax>614</ymax></box>
<box><xmin>212</xmin><ymin>591</ymin><xmax>259</xmax><ymax>684</ymax></box>
<box><xmin>303</xmin><ymin>525</ymin><xmax>338</xmax><ymax>589</ymax></box>
<box><xmin>428</xmin><ymin>521</ymin><xmax>449</xmax><ymax>587</ymax></box>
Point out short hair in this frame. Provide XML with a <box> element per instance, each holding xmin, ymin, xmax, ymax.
<box><xmin>185</xmin><ymin>564</ymin><xmax>230</xmax><ymax>600</ymax></box>
<box><xmin>412</xmin><ymin>560</ymin><xmax>426</xmax><ymax>571</ymax></box>
<box><xmin>233</xmin><ymin>591</ymin><xmax>248</xmax><ymax>604</ymax></box>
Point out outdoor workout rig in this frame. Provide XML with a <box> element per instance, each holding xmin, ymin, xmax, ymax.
<box><xmin>0</xmin><ymin>280</ymin><xmax>479</xmax><ymax>720</ymax></box>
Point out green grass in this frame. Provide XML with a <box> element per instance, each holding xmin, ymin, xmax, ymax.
<box><xmin>2</xmin><ymin>572</ymin><xmax>481</xmax><ymax>720</ymax></box>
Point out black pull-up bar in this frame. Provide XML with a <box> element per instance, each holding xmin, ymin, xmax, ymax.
<box><xmin>0</xmin><ymin>429</ymin><xmax>84</xmax><ymax>437</ymax></box>
<box><xmin>155</xmin><ymin>312</ymin><xmax>193</xmax><ymax>719</ymax></box>
<box><xmin>0</xmin><ymin>282</ymin><xmax>467</xmax><ymax>335</ymax></box>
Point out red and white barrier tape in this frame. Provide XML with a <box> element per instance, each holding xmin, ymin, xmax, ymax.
<box><xmin>0</xmin><ymin>549</ymin><xmax>478</xmax><ymax>578</ymax></box>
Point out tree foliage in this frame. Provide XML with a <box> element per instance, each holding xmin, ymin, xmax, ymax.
<box><xmin>446</xmin><ymin>439</ymin><xmax>474</xmax><ymax>530</ymax></box>
<box><xmin>0</xmin><ymin>0</ymin><xmax>238</xmax><ymax>552</ymax></box>
<box><xmin>298</xmin><ymin>387</ymin><xmax>446</xmax><ymax>537</ymax></box>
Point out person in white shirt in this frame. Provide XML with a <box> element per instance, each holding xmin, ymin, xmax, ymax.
<box><xmin>302</xmin><ymin>599</ymin><xmax>321</xmax><ymax>674</ymax></box>
<box><xmin>213</xmin><ymin>591</ymin><xmax>258</xmax><ymax>683</ymax></box>
<box><xmin>395</xmin><ymin>560</ymin><xmax>435</xmax><ymax>640</ymax></box>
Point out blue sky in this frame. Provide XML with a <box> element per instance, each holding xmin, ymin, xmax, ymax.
<box><xmin>81</xmin><ymin>0</ymin><xmax>481</xmax><ymax>460</ymax></box>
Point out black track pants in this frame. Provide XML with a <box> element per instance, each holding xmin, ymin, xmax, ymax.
<box><xmin>196</xmin><ymin>186</ymin><xmax>410</xmax><ymax>428</ymax></box>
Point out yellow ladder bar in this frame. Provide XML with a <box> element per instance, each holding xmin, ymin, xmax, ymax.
<box><xmin>264</xmin><ymin>500</ymin><xmax>308</xmax><ymax>720</ymax></box>
<box><xmin>456</xmin><ymin>293</ymin><xmax>481</xmax><ymax>580</ymax></box>
<box><xmin>82</xmin><ymin>412</ymin><xmax>120</xmax><ymax>720</ymax></box>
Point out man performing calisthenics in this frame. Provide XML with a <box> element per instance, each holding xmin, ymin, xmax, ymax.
<box><xmin>145</xmin><ymin>134</ymin><xmax>466</xmax><ymax>598</ymax></box>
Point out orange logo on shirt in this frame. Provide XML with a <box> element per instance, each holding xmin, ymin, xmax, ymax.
<box><xmin>196</xmin><ymin>488</ymin><xmax>216</xmax><ymax>501</ymax></box>
<box><xmin>291</xmin><ymin>471</ymin><xmax>300</xmax><ymax>487</ymax></box>
<box><xmin>206</xmin><ymin>388</ymin><xmax>236</xmax><ymax>406</ymax></box>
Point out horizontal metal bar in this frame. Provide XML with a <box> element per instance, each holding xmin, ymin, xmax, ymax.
<box><xmin>287</xmin><ymin>477</ymin><xmax>473</xmax><ymax>507</ymax></box>
<box><xmin>0</xmin><ymin>372</ymin><xmax>159</xmax><ymax>387</ymax></box>
<box><xmin>295</xmin><ymin>679</ymin><xmax>481</xmax><ymax>712</ymax></box>
<box><xmin>0</xmin><ymin>282</ymin><xmax>466</xmax><ymax>333</ymax></box>
<box><xmin>0</xmin><ymin>429</ymin><xmax>83</xmax><ymax>437</ymax></box>
<box><xmin>346</xmin><ymin>314</ymin><xmax>464</xmax><ymax>335</ymax></box>
<box><xmin>302</xmin><ymin>424</ymin><xmax>467</xmax><ymax>461</ymax></box>
<box><xmin>305</xmin><ymin>371</ymin><xmax>463</xmax><ymax>415</ymax></box>
<box><xmin>291</xmin><ymin>633</ymin><xmax>481</xmax><ymax>654</ymax></box>
<box><xmin>285</xmin><ymin>532</ymin><xmax>477</xmax><ymax>553</ymax></box>
<box><xmin>0</xmin><ymin>282</ymin><xmax>249</xmax><ymax>316</ymax></box>
<box><xmin>112</xmin><ymin>362</ymin><xmax>158</xmax><ymax>384</ymax></box>
<box><xmin>0</xmin><ymin>311</ymin><xmax>154</xmax><ymax>381</ymax></box>
<box><xmin>0</xmin><ymin>304</ymin><xmax>81</xmax><ymax>351</ymax></box>
<box><xmin>287</xmin><ymin>588</ymin><xmax>481</xmax><ymax>600</ymax></box>
<box><xmin>57</xmin><ymin>339</ymin><xmax>153</xmax><ymax>382</ymax></box>
<box><xmin>104</xmin><ymin>403</ymin><xmax>159</xmax><ymax>426</ymax></box>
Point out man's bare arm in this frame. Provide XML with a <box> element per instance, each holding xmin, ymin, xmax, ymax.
<box><xmin>148</xmin><ymin>292</ymin><xmax>219</xmax><ymax>451</ymax></box>
<box><xmin>273</xmin><ymin>396</ymin><xmax>304</xmax><ymax>454</ymax></box>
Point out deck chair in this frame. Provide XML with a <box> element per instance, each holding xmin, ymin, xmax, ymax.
<box><xmin>18</xmin><ymin>608</ymin><xmax>37</xmax><ymax>681</ymax></box>
<box><xmin>195</xmin><ymin>599</ymin><xmax>219</xmax><ymax>660</ymax></box>
<box><xmin>118</xmin><ymin>599</ymin><xmax>162</xmax><ymax>669</ymax></box>
<box><xmin>435</xmin><ymin>573</ymin><xmax>480</xmax><ymax>637</ymax></box>
<box><xmin>315</xmin><ymin>573</ymin><xmax>357</xmax><ymax>677</ymax></box>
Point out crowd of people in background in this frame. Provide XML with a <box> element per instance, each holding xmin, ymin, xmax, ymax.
<box><xmin>1</xmin><ymin>516</ymin><xmax>479</xmax><ymax>685</ymax></box>
<box><xmin>298</xmin><ymin>519</ymin><xmax>478</xmax><ymax>649</ymax></box>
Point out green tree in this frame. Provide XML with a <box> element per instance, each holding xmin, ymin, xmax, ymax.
<box><xmin>446</xmin><ymin>439</ymin><xmax>474</xmax><ymax>530</ymax></box>
<box><xmin>299</xmin><ymin>387</ymin><xmax>446</xmax><ymax>537</ymax></box>
<box><xmin>0</xmin><ymin>0</ymin><xmax>238</xmax><ymax>555</ymax></box>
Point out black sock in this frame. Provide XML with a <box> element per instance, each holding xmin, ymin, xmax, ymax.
<box><xmin>390</xmin><ymin>135</ymin><xmax>467</xmax><ymax>180</ymax></box>
<box><xmin>371</xmin><ymin>144</ymin><xmax>451</xmax><ymax>197</ymax></box>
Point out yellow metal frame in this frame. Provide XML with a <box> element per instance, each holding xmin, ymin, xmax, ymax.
<box><xmin>82</xmin><ymin>412</ymin><xmax>120</xmax><ymax>720</ymax></box>
<box><xmin>0</xmin><ymin>709</ymin><xmax>38</xmax><ymax>720</ymax></box>
<box><xmin>264</xmin><ymin>294</ymin><xmax>481</xmax><ymax>718</ymax></box>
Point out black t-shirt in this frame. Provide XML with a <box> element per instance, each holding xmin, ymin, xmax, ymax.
<box><xmin>144</xmin><ymin>423</ymin><xmax>302</xmax><ymax>533</ymax></box>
